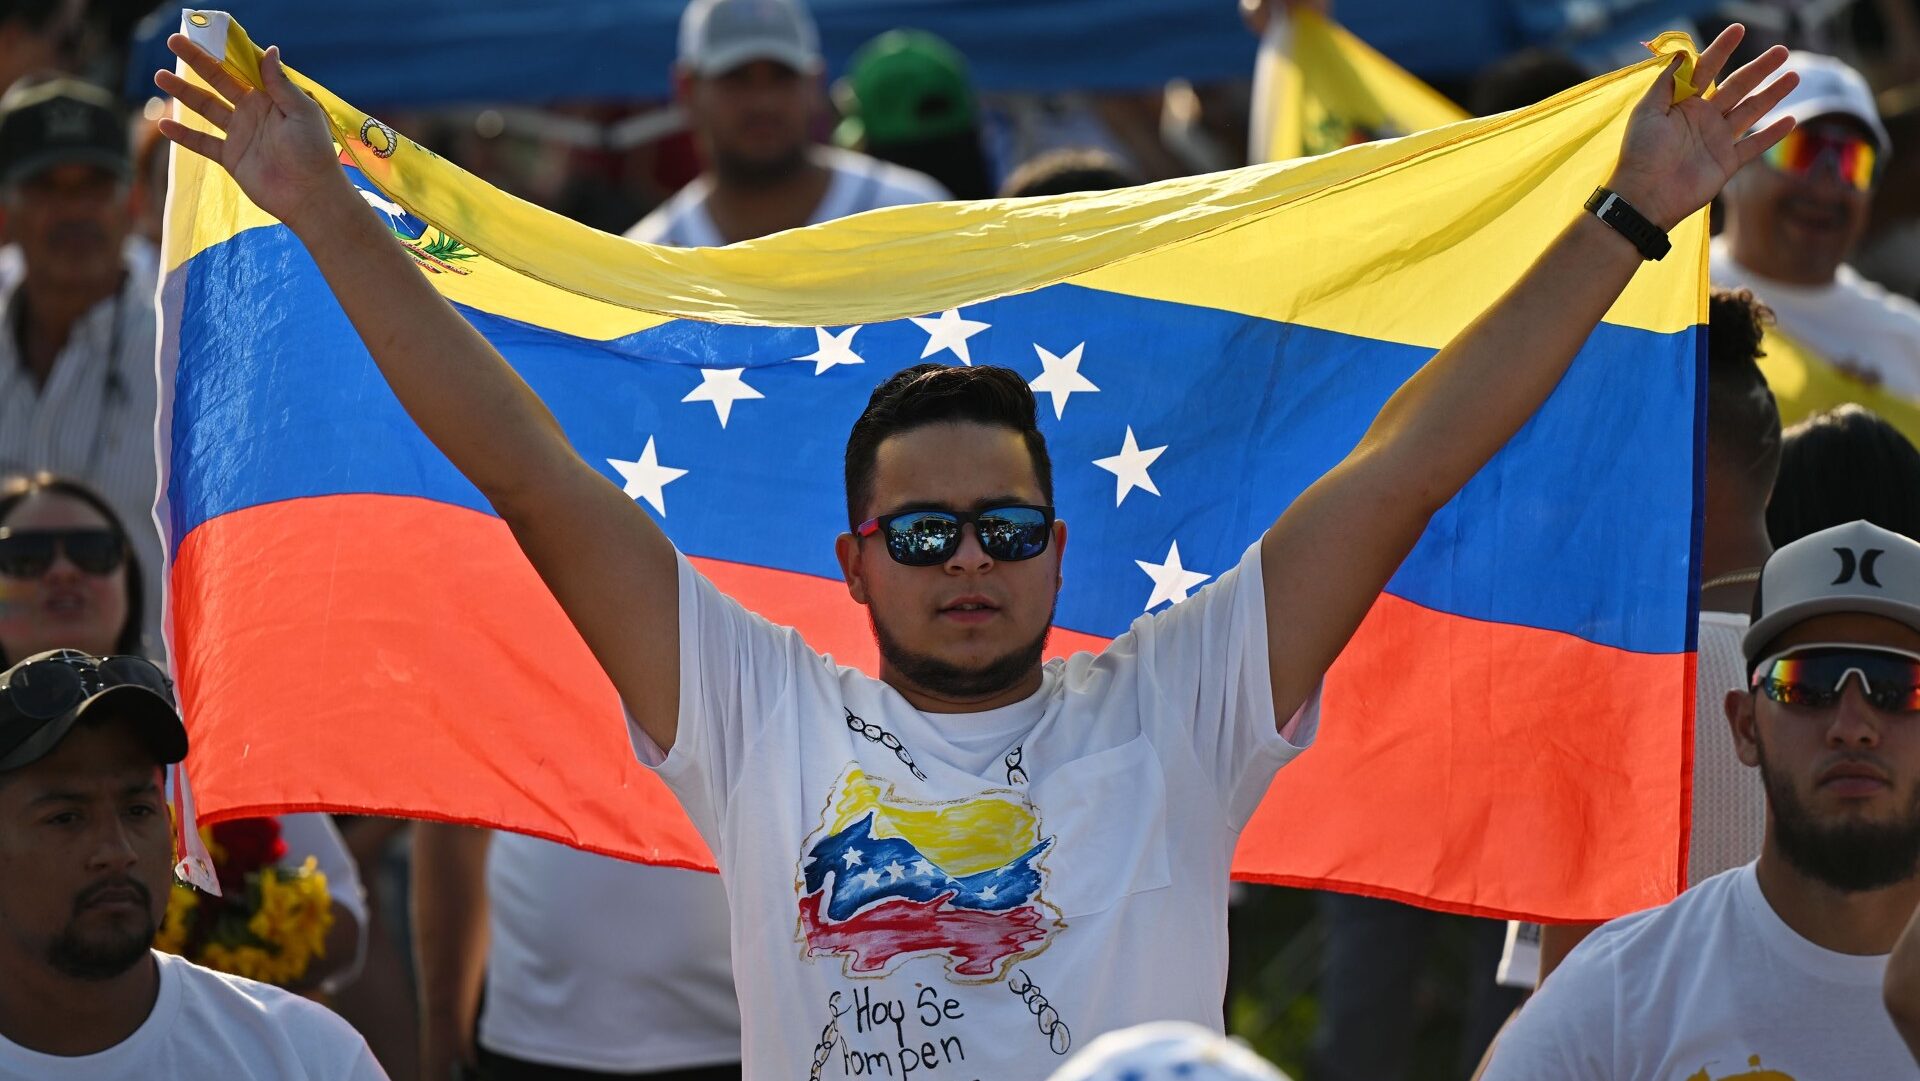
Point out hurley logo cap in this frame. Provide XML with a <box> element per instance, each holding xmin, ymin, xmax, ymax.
<box><xmin>677</xmin><ymin>0</ymin><xmax>821</xmax><ymax>77</ymax></box>
<box><xmin>1744</xmin><ymin>520</ymin><xmax>1920</xmax><ymax>666</ymax></box>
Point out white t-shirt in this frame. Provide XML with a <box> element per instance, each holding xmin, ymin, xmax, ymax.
<box><xmin>1710</xmin><ymin>238</ymin><xmax>1920</xmax><ymax>396</ymax></box>
<box><xmin>1497</xmin><ymin>610</ymin><xmax>1766</xmax><ymax>988</ymax></box>
<box><xmin>479</xmin><ymin>834</ymin><xmax>740</xmax><ymax>1072</ymax></box>
<box><xmin>0</xmin><ymin>950</ymin><xmax>387</xmax><ymax>1079</ymax></box>
<box><xmin>642</xmin><ymin>540</ymin><xmax>1313</xmax><ymax>1080</ymax></box>
<box><xmin>624</xmin><ymin>147</ymin><xmax>951</xmax><ymax>248</ymax></box>
<box><xmin>1483</xmin><ymin>863</ymin><xmax>1915</xmax><ymax>1080</ymax></box>
<box><xmin>277</xmin><ymin>812</ymin><xmax>369</xmax><ymax>992</ymax></box>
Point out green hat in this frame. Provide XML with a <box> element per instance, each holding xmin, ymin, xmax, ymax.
<box><xmin>833</xmin><ymin>30</ymin><xmax>976</xmax><ymax>148</ymax></box>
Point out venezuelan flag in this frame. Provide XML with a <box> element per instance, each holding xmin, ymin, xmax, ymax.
<box><xmin>1250</xmin><ymin>7</ymin><xmax>1469</xmax><ymax>163</ymax></box>
<box><xmin>161</xmin><ymin>11</ymin><xmax>1710</xmax><ymax>921</ymax></box>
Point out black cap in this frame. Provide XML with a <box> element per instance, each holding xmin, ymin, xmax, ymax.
<box><xmin>0</xmin><ymin>77</ymin><xmax>130</xmax><ymax>190</ymax></box>
<box><xmin>0</xmin><ymin>651</ymin><xmax>187</xmax><ymax>773</ymax></box>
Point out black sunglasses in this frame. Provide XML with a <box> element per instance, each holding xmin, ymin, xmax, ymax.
<box><xmin>0</xmin><ymin>528</ymin><xmax>126</xmax><ymax>579</ymax></box>
<box><xmin>856</xmin><ymin>505</ymin><xmax>1056</xmax><ymax>567</ymax></box>
<box><xmin>2</xmin><ymin>654</ymin><xmax>175</xmax><ymax>721</ymax></box>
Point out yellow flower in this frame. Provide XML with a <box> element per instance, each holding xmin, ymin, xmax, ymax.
<box><xmin>152</xmin><ymin>884</ymin><xmax>199</xmax><ymax>955</ymax></box>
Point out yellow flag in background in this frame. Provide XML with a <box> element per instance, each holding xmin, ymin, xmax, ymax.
<box><xmin>1758</xmin><ymin>330</ymin><xmax>1920</xmax><ymax>444</ymax></box>
<box><xmin>1250</xmin><ymin>7</ymin><xmax>1469</xmax><ymax>163</ymax></box>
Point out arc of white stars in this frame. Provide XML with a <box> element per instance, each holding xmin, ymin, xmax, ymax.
<box><xmin>1136</xmin><ymin>541</ymin><xmax>1212</xmax><ymax>611</ymax></box>
<box><xmin>911</xmin><ymin>308</ymin><xmax>991</xmax><ymax>365</ymax></box>
<box><xmin>793</xmin><ymin>326</ymin><xmax>864</xmax><ymax>375</ymax></box>
<box><xmin>605</xmin><ymin>437</ymin><xmax>687</xmax><ymax>516</ymax></box>
<box><xmin>681</xmin><ymin>367</ymin><xmax>764</xmax><ymax>428</ymax></box>
<box><xmin>1029</xmin><ymin>342</ymin><xmax>1099</xmax><ymax>419</ymax></box>
<box><xmin>1091</xmin><ymin>426</ymin><xmax>1167</xmax><ymax>506</ymax></box>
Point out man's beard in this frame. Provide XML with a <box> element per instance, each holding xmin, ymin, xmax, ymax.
<box><xmin>712</xmin><ymin>143</ymin><xmax>809</xmax><ymax>189</ymax></box>
<box><xmin>48</xmin><ymin>879</ymin><xmax>155</xmax><ymax>981</ymax></box>
<box><xmin>1759</xmin><ymin>740</ymin><xmax>1920</xmax><ymax>893</ymax></box>
<box><xmin>873</xmin><ymin>615</ymin><xmax>1050</xmax><ymax>701</ymax></box>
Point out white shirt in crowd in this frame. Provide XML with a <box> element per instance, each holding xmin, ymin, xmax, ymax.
<box><xmin>480</xmin><ymin>835</ymin><xmax>741</xmax><ymax>1072</ymax></box>
<box><xmin>1482</xmin><ymin>863</ymin><xmax>1914</xmax><ymax>1080</ymax></box>
<box><xmin>642</xmin><ymin>540</ymin><xmax>1313</xmax><ymax>1080</ymax></box>
<box><xmin>624</xmin><ymin>147</ymin><xmax>951</xmax><ymax>248</ymax></box>
<box><xmin>1497</xmin><ymin>610</ymin><xmax>1765</xmax><ymax>988</ymax></box>
<box><xmin>0</xmin><ymin>949</ymin><xmax>387</xmax><ymax>1080</ymax></box>
<box><xmin>1710</xmin><ymin>236</ymin><xmax>1920</xmax><ymax>397</ymax></box>
<box><xmin>277</xmin><ymin>812</ymin><xmax>370</xmax><ymax>992</ymax></box>
<box><xmin>0</xmin><ymin>250</ymin><xmax>164</xmax><ymax>654</ymax></box>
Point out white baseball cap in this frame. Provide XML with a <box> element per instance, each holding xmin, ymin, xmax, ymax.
<box><xmin>1045</xmin><ymin>1022</ymin><xmax>1295</xmax><ymax>1081</ymax></box>
<box><xmin>678</xmin><ymin>0</ymin><xmax>822</xmax><ymax>77</ymax></box>
<box><xmin>1751</xmin><ymin>51</ymin><xmax>1890</xmax><ymax>153</ymax></box>
<box><xmin>1744</xmin><ymin>520</ymin><xmax>1920</xmax><ymax>666</ymax></box>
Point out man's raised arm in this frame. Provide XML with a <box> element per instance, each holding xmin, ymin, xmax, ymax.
<box><xmin>1260</xmin><ymin>25</ymin><xmax>1796</xmax><ymax>726</ymax></box>
<box><xmin>157</xmin><ymin>39</ymin><xmax>684</xmax><ymax>751</ymax></box>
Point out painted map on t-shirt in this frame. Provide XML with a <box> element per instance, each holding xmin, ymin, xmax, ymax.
<box><xmin>796</xmin><ymin>768</ymin><xmax>1062</xmax><ymax>982</ymax></box>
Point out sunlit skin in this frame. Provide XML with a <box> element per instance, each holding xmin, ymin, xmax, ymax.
<box><xmin>0</xmin><ymin>717</ymin><xmax>173</xmax><ymax>1055</ymax></box>
<box><xmin>1722</xmin><ymin>116</ymin><xmax>1876</xmax><ymax>286</ymax></box>
<box><xmin>834</xmin><ymin>422</ymin><xmax>1066</xmax><ymax>713</ymax></box>
<box><xmin>0</xmin><ymin>492</ymin><xmax>128</xmax><ymax>662</ymax></box>
<box><xmin>1726</xmin><ymin>611</ymin><xmax>1920</xmax><ymax>954</ymax></box>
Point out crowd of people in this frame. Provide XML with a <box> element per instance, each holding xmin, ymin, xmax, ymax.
<box><xmin>3</xmin><ymin>0</ymin><xmax>1920</xmax><ymax>1078</ymax></box>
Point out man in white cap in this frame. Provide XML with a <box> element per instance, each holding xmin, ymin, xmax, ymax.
<box><xmin>1483</xmin><ymin>519</ymin><xmax>1920</xmax><ymax>1078</ymax></box>
<box><xmin>624</xmin><ymin>0</ymin><xmax>948</xmax><ymax>248</ymax></box>
<box><xmin>1713</xmin><ymin>52</ymin><xmax>1920</xmax><ymax>392</ymax></box>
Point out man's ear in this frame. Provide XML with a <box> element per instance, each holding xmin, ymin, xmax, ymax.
<box><xmin>1727</xmin><ymin>688</ymin><xmax>1762</xmax><ymax>768</ymax></box>
<box><xmin>835</xmin><ymin>532</ymin><xmax>871</xmax><ymax>606</ymax></box>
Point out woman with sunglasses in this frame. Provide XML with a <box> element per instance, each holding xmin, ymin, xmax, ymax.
<box><xmin>0</xmin><ymin>472</ymin><xmax>144</xmax><ymax>666</ymax></box>
<box><xmin>0</xmin><ymin>471</ymin><xmax>370</xmax><ymax>995</ymax></box>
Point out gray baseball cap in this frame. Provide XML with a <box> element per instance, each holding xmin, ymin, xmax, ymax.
<box><xmin>1752</xmin><ymin>51</ymin><xmax>1890</xmax><ymax>154</ymax></box>
<box><xmin>677</xmin><ymin>0</ymin><xmax>821</xmax><ymax>77</ymax></box>
<box><xmin>1744</xmin><ymin>520</ymin><xmax>1920</xmax><ymax>665</ymax></box>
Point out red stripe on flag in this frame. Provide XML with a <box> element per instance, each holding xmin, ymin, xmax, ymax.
<box><xmin>168</xmin><ymin>494</ymin><xmax>1103</xmax><ymax>867</ymax></box>
<box><xmin>1238</xmin><ymin>591</ymin><xmax>1689</xmax><ymax>921</ymax></box>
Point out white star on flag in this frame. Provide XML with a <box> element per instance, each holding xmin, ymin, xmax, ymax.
<box><xmin>682</xmin><ymin>367</ymin><xmax>764</xmax><ymax>427</ymax></box>
<box><xmin>1029</xmin><ymin>342</ymin><xmax>1099</xmax><ymax>420</ymax></box>
<box><xmin>885</xmin><ymin>861</ymin><xmax>906</xmax><ymax>882</ymax></box>
<box><xmin>911</xmin><ymin>308</ymin><xmax>991</xmax><ymax>365</ymax></box>
<box><xmin>911</xmin><ymin>859</ymin><xmax>935</xmax><ymax>878</ymax></box>
<box><xmin>857</xmin><ymin>869</ymin><xmax>883</xmax><ymax>889</ymax></box>
<box><xmin>793</xmin><ymin>326</ymin><xmax>864</xmax><ymax>375</ymax></box>
<box><xmin>1136</xmin><ymin>541</ymin><xmax>1212</xmax><ymax>610</ymax></box>
<box><xmin>1091</xmin><ymin>426</ymin><xmax>1167</xmax><ymax>506</ymax></box>
<box><xmin>842</xmin><ymin>848</ymin><xmax>863</xmax><ymax>868</ymax></box>
<box><xmin>606</xmin><ymin>437</ymin><xmax>687</xmax><ymax>516</ymax></box>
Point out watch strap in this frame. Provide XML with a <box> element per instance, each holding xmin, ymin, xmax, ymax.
<box><xmin>1584</xmin><ymin>187</ymin><xmax>1671</xmax><ymax>261</ymax></box>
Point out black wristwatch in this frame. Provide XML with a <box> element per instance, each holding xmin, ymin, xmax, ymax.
<box><xmin>1585</xmin><ymin>187</ymin><xmax>1671</xmax><ymax>261</ymax></box>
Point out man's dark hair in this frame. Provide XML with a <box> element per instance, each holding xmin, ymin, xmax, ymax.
<box><xmin>0</xmin><ymin>472</ymin><xmax>144</xmax><ymax>666</ymax></box>
<box><xmin>1767</xmin><ymin>403</ymin><xmax>1920</xmax><ymax>546</ymax></box>
<box><xmin>998</xmin><ymin>148</ymin><xmax>1141</xmax><ymax>199</ymax></box>
<box><xmin>844</xmin><ymin>364</ymin><xmax>1053</xmax><ymax>527</ymax></box>
<box><xmin>1705</xmin><ymin>288</ymin><xmax>1782</xmax><ymax>495</ymax></box>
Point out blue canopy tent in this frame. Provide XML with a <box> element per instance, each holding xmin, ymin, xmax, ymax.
<box><xmin>127</xmin><ymin>0</ymin><xmax>1721</xmax><ymax>108</ymax></box>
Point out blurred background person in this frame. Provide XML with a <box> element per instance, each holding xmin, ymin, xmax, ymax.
<box><xmin>625</xmin><ymin>0</ymin><xmax>947</xmax><ymax>247</ymax></box>
<box><xmin>0</xmin><ymin>0</ymin><xmax>75</xmax><ymax>97</ymax></box>
<box><xmin>998</xmin><ymin>147</ymin><xmax>1142</xmax><ymax>198</ymax></box>
<box><xmin>833</xmin><ymin>29</ymin><xmax>994</xmax><ymax>199</ymax></box>
<box><xmin>1712</xmin><ymin>51</ymin><xmax>1920</xmax><ymax>393</ymax></box>
<box><xmin>0</xmin><ymin>77</ymin><xmax>160</xmax><ymax>651</ymax></box>
<box><xmin>0</xmin><ymin>471</ymin><xmax>369</xmax><ymax>994</ymax></box>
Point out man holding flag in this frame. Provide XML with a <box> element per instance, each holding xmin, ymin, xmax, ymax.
<box><xmin>155</xmin><ymin>22</ymin><xmax>1792</xmax><ymax>1081</ymax></box>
